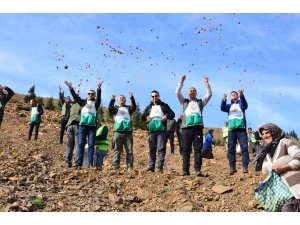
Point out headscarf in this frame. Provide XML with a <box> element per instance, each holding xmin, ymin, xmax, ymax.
<box><xmin>253</xmin><ymin>123</ymin><xmax>285</xmax><ymax>171</ymax></box>
<box><xmin>206</xmin><ymin>129</ymin><xmax>214</xmax><ymax>137</ymax></box>
<box><xmin>258</xmin><ymin>123</ymin><xmax>283</xmax><ymax>142</ymax></box>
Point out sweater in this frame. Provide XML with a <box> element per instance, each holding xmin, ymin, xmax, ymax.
<box><xmin>262</xmin><ymin>138</ymin><xmax>300</xmax><ymax>199</ymax></box>
<box><xmin>175</xmin><ymin>83</ymin><xmax>212</xmax><ymax>129</ymax></box>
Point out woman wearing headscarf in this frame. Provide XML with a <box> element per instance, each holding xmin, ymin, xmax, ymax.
<box><xmin>255</xmin><ymin>123</ymin><xmax>300</xmax><ymax>212</ymax></box>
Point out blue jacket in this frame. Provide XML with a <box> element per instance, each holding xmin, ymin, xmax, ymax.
<box><xmin>203</xmin><ymin>132</ymin><xmax>215</xmax><ymax>148</ymax></box>
<box><xmin>220</xmin><ymin>95</ymin><xmax>248</xmax><ymax>130</ymax></box>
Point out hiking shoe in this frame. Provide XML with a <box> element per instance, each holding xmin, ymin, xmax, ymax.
<box><xmin>145</xmin><ymin>167</ymin><xmax>154</xmax><ymax>172</ymax></box>
<box><xmin>182</xmin><ymin>171</ymin><xmax>190</xmax><ymax>176</ymax></box>
<box><xmin>229</xmin><ymin>169</ymin><xmax>237</xmax><ymax>175</ymax></box>
<box><xmin>158</xmin><ymin>168</ymin><xmax>163</xmax><ymax>173</ymax></box>
<box><xmin>195</xmin><ymin>170</ymin><xmax>203</xmax><ymax>177</ymax></box>
<box><xmin>243</xmin><ymin>167</ymin><xmax>248</xmax><ymax>173</ymax></box>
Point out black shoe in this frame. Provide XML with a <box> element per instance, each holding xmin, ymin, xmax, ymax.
<box><xmin>182</xmin><ymin>171</ymin><xmax>190</xmax><ymax>176</ymax></box>
<box><xmin>195</xmin><ymin>170</ymin><xmax>203</xmax><ymax>177</ymax></box>
<box><xmin>145</xmin><ymin>167</ymin><xmax>154</xmax><ymax>172</ymax></box>
<box><xmin>74</xmin><ymin>163</ymin><xmax>82</xmax><ymax>167</ymax></box>
<box><xmin>243</xmin><ymin>167</ymin><xmax>248</xmax><ymax>173</ymax></box>
<box><xmin>158</xmin><ymin>168</ymin><xmax>163</xmax><ymax>173</ymax></box>
<box><xmin>229</xmin><ymin>169</ymin><xmax>237</xmax><ymax>175</ymax></box>
<box><xmin>66</xmin><ymin>163</ymin><xmax>72</xmax><ymax>168</ymax></box>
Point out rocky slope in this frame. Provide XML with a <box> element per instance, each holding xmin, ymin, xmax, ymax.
<box><xmin>0</xmin><ymin>97</ymin><xmax>268</xmax><ymax>212</ymax></box>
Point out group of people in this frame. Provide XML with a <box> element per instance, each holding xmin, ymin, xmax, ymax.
<box><xmin>1</xmin><ymin>77</ymin><xmax>300</xmax><ymax>211</ymax></box>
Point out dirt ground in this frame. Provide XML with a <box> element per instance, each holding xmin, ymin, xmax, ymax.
<box><xmin>0</xmin><ymin>100</ymin><xmax>266</xmax><ymax>212</ymax></box>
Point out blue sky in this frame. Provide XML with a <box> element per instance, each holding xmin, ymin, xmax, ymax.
<box><xmin>0</xmin><ymin>13</ymin><xmax>299</xmax><ymax>135</ymax></box>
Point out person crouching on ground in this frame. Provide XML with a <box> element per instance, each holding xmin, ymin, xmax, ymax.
<box><xmin>255</xmin><ymin>123</ymin><xmax>300</xmax><ymax>212</ymax></box>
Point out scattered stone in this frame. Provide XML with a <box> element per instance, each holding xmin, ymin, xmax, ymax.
<box><xmin>136</xmin><ymin>188</ymin><xmax>149</xmax><ymax>200</ymax></box>
<box><xmin>176</xmin><ymin>202</ymin><xmax>194</xmax><ymax>212</ymax></box>
<box><xmin>212</xmin><ymin>185</ymin><xmax>233</xmax><ymax>194</ymax></box>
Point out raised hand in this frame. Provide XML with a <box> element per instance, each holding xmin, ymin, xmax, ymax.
<box><xmin>223</xmin><ymin>93</ymin><xmax>227</xmax><ymax>100</ymax></box>
<box><xmin>64</xmin><ymin>81</ymin><xmax>72</xmax><ymax>89</ymax></box>
<box><xmin>111</xmin><ymin>94</ymin><xmax>116</xmax><ymax>100</ymax></box>
<box><xmin>203</xmin><ymin>76</ymin><xmax>209</xmax><ymax>87</ymax></box>
<box><xmin>180</xmin><ymin>74</ymin><xmax>186</xmax><ymax>84</ymax></box>
<box><xmin>238</xmin><ymin>89</ymin><xmax>244</xmax><ymax>96</ymax></box>
<box><xmin>203</xmin><ymin>76</ymin><xmax>209</xmax><ymax>83</ymax></box>
<box><xmin>129</xmin><ymin>91</ymin><xmax>133</xmax><ymax>98</ymax></box>
<box><xmin>97</xmin><ymin>81</ymin><xmax>104</xmax><ymax>89</ymax></box>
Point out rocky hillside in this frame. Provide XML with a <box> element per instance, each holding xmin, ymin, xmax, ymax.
<box><xmin>0</xmin><ymin>95</ymin><xmax>281</xmax><ymax>212</ymax></box>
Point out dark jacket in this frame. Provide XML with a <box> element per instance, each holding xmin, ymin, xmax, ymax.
<box><xmin>17</xmin><ymin>104</ymin><xmax>44</xmax><ymax>123</ymax></box>
<box><xmin>0</xmin><ymin>86</ymin><xmax>14</xmax><ymax>113</ymax></box>
<box><xmin>108</xmin><ymin>96</ymin><xmax>137</xmax><ymax>116</ymax></box>
<box><xmin>59</xmin><ymin>90</ymin><xmax>72</xmax><ymax>119</ymax></box>
<box><xmin>220</xmin><ymin>95</ymin><xmax>248</xmax><ymax>130</ymax></box>
<box><xmin>176</xmin><ymin>118</ymin><xmax>182</xmax><ymax>136</ymax></box>
<box><xmin>69</xmin><ymin>88</ymin><xmax>101</xmax><ymax>110</ymax></box>
<box><xmin>141</xmin><ymin>100</ymin><xmax>175</xmax><ymax>131</ymax></box>
<box><xmin>167</xmin><ymin>119</ymin><xmax>176</xmax><ymax>133</ymax></box>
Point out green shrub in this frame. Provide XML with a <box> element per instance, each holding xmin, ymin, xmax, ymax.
<box><xmin>28</xmin><ymin>196</ymin><xmax>45</xmax><ymax>207</ymax></box>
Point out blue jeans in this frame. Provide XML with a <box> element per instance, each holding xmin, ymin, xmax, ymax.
<box><xmin>75</xmin><ymin>125</ymin><xmax>96</xmax><ymax>167</ymax></box>
<box><xmin>228</xmin><ymin>128</ymin><xmax>249</xmax><ymax>170</ymax></box>
<box><xmin>148</xmin><ymin>131</ymin><xmax>166</xmax><ymax>170</ymax></box>
<box><xmin>95</xmin><ymin>150</ymin><xmax>107</xmax><ymax>167</ymax></box>
<box><xmin>181</xmin><ymin>127</ymin><xmax>203</xmax><ymax>173</ymax></box>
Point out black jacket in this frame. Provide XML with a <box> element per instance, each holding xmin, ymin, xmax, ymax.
<box><xmin>0</xmin><ymin>86</ymin><xmax>14</xmax><ymax>112</ymax></box>
<box><xmin>69</xmin><ymin>88</ymin><xmax>101</xmax><ymax>111</ymax></box>
<box><xmin>108</xmin><ymin>96</ymin><xmax>137</xmax><ymax>116</ymax></box>
<box><xmin>17</xmin><ymin>104</ymin><xmax>44</xmax><ymax>122</ymax></box>
<box><xmin>141</xmin><ymin>100</ymin><xmax>175</xmax><ymax>130</ymax></box>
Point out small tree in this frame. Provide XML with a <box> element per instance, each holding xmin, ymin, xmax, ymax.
<box><xmin>132</xmin><ymin>103</ymin><xmax>147</xmax><ymax>130</ymax></box>
<box><xmin>24</xmin><ymin>85</ymin><xmax>36</xmax><ymax>103</ymax></box>
<box><xmin>289</xmin><ymin>130</ymin><xmax>298</xmax><ymax>140</ymax></box>
<box><xmin>36</xmin><ymin>96</ymin><xmax>44</xmax><ymax>105</ymax></box>
<box><xmin>45</xmin><ymin>97</ymin><xmax>55</xmax><ymax>110</ymax></box>
<box><xmin>58</xmin><ymin>89</ymin><xmax>64</xmax><ymax>107</ymax></box>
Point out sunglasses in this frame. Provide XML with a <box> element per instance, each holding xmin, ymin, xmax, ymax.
<box><xmin>88</xmin><ymin>93</ymin><xmax>95</xmax><ymax>96</ymax></box>
<box><xmin>151</xmin><ymin>95</ymin><xmax>158</xmax><ymax>98</ymax></box>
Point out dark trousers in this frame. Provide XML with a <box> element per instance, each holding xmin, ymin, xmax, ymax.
<box><xmin>0</xmin><ymin>110</ymin><xmax>3</xmax><ymax>127</ymax></box>
<box><xmin>148</xmin><ymin>131</ymin><xmax>167</xmax><ymax>170</ymax></box>
<box><xmin>166</xmin><ymin>131</ymin><xmax>175</xmax><ymax>154</ymax></box>
<box><xmin>181</xmin><ymin>127</ymin><xmax>203</xmax><ymax>173</ymax></box>
<box><xmin>65</xmin><ymin>124</ymin><xmax>79</xmax><ymax>167</ymax></box>
<box><xmin>177</xmin><ymin>133</ymin><xmax>183</xmax><ymax>155</ymax></box>
<box><xmin>28</xmin><ymin>122</ymin><xmax>40</xmax><ymax>141</ymax></box>
<box><xmin>60</xmin><ymin>118</ymin><xmax>69</xmax><ymax>144</ymax></box>
<box><xmin>228</xmin><ymin>129</ymin><xmax>249</xmax><ymax>170</ymax></box>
